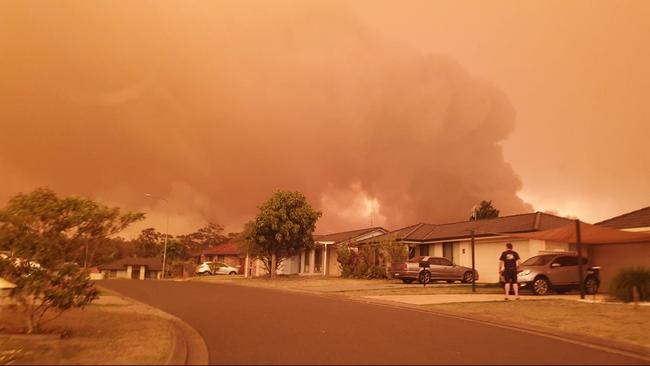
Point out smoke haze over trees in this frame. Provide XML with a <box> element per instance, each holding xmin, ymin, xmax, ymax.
<box><xmin>0</xmin><ymin>1</ymin><xmax>536</xmax><ymax>233</ymax></box>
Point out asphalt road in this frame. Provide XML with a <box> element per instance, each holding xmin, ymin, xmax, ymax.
<box><xmin>99</xmin><ymin>280</ymin><xmax>646</xmax><ymax>365</ymax></box>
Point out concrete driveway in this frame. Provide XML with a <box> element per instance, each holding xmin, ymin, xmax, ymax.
<box><xmin>99</xmin><ymin>280</ymin><xmax>647</xmax><ymax>365</ymax></box>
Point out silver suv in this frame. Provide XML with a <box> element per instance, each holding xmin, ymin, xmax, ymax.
<box><xmin>516</xmin><ymin>253</ymin><xmax>600</xmax><ymax>295</ymax></box>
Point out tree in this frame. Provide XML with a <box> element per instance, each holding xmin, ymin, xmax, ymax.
<box><xmin>177</xmin><ymin>222</ymin><xmax>228</xmax><ymax>254</ymax></box>
<box><xmin>378</xmin><ymin>234</ymin><xmax>408</xmax><ymax>277</ymax></box>
<box><xmin>246</xmin><ymin>191</ymin><xmax>321</xmax><ymax>279</ymax></box>
<box><xmin>0</xmin><ymin>187</ymin><xmax>144</xmax><ymax>268</ymax></box>
<box><xmin>469</xmin><ymin>200</ymin><xmax>500</xmax><ymax>221</ymax></box>
<box><xmin>0</xmin><ymin>259</ymin><xmax>98</xmax><ymax>334</ymax></box>
<box><xmin>132</xmin><ymin>227</ymin><xmax>171</xmax><ymax>258</ymax></box>
<box><xmin>0</xmin><ymin>188</ymin><xmax>141</xmax><ymax>333</ymax></box>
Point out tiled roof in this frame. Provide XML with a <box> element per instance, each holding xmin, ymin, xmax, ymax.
<box><xmin>99</xmin><ymin>257</ymin><xmax>163</xmax><ymax>271</ymax></box>
<box><xmin>356</xmin><ymin>212</ymin><xmax>574</xmax><ymax>244</ymax></box>
<box><xmin>202</xmin><ymin>242</ymin><xmax>241</xmax><ymax>256</ymax></box>
<box><xmin>313</xmin><ymin>227</ymin><xmax>388</xmax><ymax>243</ymax></box>
<box><xmin>595</xmin><ymin>207</ymin><xmax>650</xmax><ymax>229</ymax></box>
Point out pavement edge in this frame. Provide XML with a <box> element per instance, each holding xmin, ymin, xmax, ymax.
<box><xmin>98</xmin><ymin>285</ymin><xmax>209</xmax><ymax>365</ymax></box>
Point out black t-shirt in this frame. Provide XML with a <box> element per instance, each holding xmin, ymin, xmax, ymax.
<box><xmin>499</xmin><ymin>250</ymin><xmax>520</xmax><ymax>270</ymax></box>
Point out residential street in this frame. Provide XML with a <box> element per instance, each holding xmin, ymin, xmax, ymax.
<box><xmin>99</xmin><ymin>280</ymin><xmax>645</xmax><ymax>365</ymax></box>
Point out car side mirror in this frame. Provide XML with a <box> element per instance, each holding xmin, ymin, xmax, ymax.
<box><xmin>551</xmin><ymin>263</ymin><xmax>561</xmax><ymax>268</ymax></box>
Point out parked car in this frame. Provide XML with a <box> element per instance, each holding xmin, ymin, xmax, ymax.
<box><xmin>391</xmin><ymin>256</ymin><xmax>478</xmax><ymax>284</ymax></box>
<box><xmin>196</xmin><ymin>261</ymin><xmax>238</xmax><ymax>276</ymax></box>
<box><xmin>514</xmin><ymin>253</ymin><xmax>600</xmax><ymax>295</ymax></box>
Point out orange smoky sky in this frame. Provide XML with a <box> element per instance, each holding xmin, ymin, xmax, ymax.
<box><xmin>1</xmin><ymin>1</ymin><xmax>648</xmax><ymax>236</ymax></box>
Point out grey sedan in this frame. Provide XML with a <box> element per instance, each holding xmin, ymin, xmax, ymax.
<box><xmin>391</xmin><ymin>256</ymin><xmax>478</xmax><ymax>284</ymax></box>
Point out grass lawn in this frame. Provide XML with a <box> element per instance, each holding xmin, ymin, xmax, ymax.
<box><xmin>341</xmin><ymin>283</ymin><xmax>504</xmax><ymax>296</ymax></box>
<box><xmin>424</xmin><ymin>300</ymin><xmax>650</xmax><ymax>350</ymax></box>
<box><xmin>212</xmin><ymin>275</ymin><xmax>504</xmax><ymax>295</ymax></box>
<box><xmin>0</xmin><ymin>303</ymin><xmax>173</xmax><ymax>365</ymax></box>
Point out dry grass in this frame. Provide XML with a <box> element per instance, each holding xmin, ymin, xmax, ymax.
<box><xmin>343</xmin><ymin>283</ymin><xmax>504</xmax><ymax>296</ymax></box>
<box><xmin>204</xmin><ymin>275</ymin><xmax>504</xmax><ymax>296</ymax></box>
<box><xmin>0</xmin><ymin>303</ymin><xmax>173</xmax><ymax>365</ymax></box>
<box><xmin>424</xmin><ymin>300</ymin><xmax>650</xmax><ymax>349</ymax></box>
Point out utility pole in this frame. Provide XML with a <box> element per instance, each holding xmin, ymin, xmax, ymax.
<box><xmin>471</xmin><ymin>229</ymin><xmax>476</xmax><ymax>293</ymax></box>
<box><xmin>576</xmin><ymin>219</ymin><xmax>585</xmax><ymax>299</ymax></box>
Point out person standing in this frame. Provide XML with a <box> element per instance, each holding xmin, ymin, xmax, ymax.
<box><xmin>499</xmin><ymin>243</ymin><xmax>521</xmax><ymax>300</ymax></box>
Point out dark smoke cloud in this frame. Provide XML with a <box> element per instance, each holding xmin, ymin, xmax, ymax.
<box><xmin>0</xmin><ymin>1</ymin><xmax>532</xmax><ymax>234</ymax></box>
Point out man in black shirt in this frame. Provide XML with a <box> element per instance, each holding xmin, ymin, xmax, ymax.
<box><xmin>499</xmin><ymin>243</ymin><xmax>521</xmax><ymax>300</ymax></box>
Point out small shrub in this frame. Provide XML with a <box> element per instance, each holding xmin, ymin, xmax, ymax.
<box><xmin>336</xmin><ymin>246</ymin><xmax>355</xmax><ymax>278</ymax></box>
<box><xmin>352</xmin><ymin>261</ymin><xmax>369</xmax><ymax>278</ymax></box>
<box><xmin>609</xmin><ymin>267</ymin><xmax>650</xmax><ymax>302</ymax></box>
<box><xmin>366</xmin><ymin>265</ymin><xmax>387</xmax><ymax>279</ymax></box>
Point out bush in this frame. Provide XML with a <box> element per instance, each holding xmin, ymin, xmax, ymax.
<box><xmin>352</xmin><ymin>260</ymin><xmax>369</xmax><ymax>278</ymax></box>
<box><xmin>336</xmin><ymin>246</ymin><xmax>355</xmax><ymax>278</ymax></box>
<box><xmin>609</xmin><ymin>267</ymin><xmax>650</xmax><ymax>302</ymax></box>
<box><xmin>366</xmin><ymin>265</ymin><xmax>387</xmax><ymax>279</ymax></box>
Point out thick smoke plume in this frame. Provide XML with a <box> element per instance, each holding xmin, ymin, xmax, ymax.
<box><xmin>0</xmin><ymin>1</ymin><xmax>532</xmax><ymax>234</ymax></box>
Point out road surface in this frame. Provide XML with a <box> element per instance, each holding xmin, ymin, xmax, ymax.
<box><xmin>99</xmin><ymin>280</ymin><xmax>646</xmax><ymax>365</ymax></box>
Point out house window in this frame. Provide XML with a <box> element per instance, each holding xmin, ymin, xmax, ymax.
<box><xmin>419</xmin><ymin>245</ymin><xmax>429</xmax><ymax>256</ymax></box>
<box><xmin>443</xmin><ymin>242</ymin><xmax>453</xmax><ymax>262</ymax></box>
<box><xmin>217</xmin><ymin>255</ymin><xmax>225</xmax><ymax>262</ymax></box>
<box><xmin>408</xmin><ymin>246</ymin><xmax>416</xmax><ymax>259</ymax></box>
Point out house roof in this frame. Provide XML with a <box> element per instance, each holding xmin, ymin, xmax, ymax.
<box><xmin>202</xmin><ymin>242</ymin><xmax>241</xmax><ymax>256</ymax></box>
<box><xmin>504</xmin><ymin>220</ymin><xmax>650</xmax><ymax>244</ymax></box>
<box><xmin>595</xmin><ymin>206</ymin><xmax>650</xmax><ymax>230</ymax></box>
<box><xmin>357</xmin><ymin>212</ymin><xmax>574</xmax><ymax>244</ymax></box>
<box><xmin>98</xmin><ymin>257</ymin><xmax>163</xmax><ymax>271</ymax></box>
<box><xmin>313</xmin><ymin>227</ymin><xmax>388</xmax><ymax>244</ymax></box>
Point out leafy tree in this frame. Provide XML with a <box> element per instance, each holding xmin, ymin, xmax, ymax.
<box><xmin>0</xmin><ymin>188</ymin><xmax>141</xmax><ymax>333</ymax></box>
<box><xmin>0</xmin><ymin>187</ymin><xmax>144</xmax><ymax>268</ymax></box>
<box><xmin>246</xmin><ymin>191</ymin><xmax>321</xmax><ymax>278</ymax></box>
<box><xmin>378</xmin><ymin>234</ymin><xmax>408</xmax><ymax>277</ymax></box>
<box><xmin>132</xmin><ymin>227</ymin><xmax>171</xmax><ymax>258</ymax></box>
<box><xmin>177</xmin><ymin>222</ymin><xmax>228</xmax><ymax>254</ymax></box>
<box><xmin>0</xmin><ymin>258</ymin><xmax>98</xmax><ymax>334</ymax></box>
<box><xmin>469</xmin><ymin>200</ymin><xmax>500</xmax><ymax>221</ymax></box>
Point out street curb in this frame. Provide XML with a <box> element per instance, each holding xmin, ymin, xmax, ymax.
<box><xmin>213</xmin><ymin>280</ymin><xmax>650</xmax><ymax>363</ymax></box>
<box><xmin>97</xmin><ymin>286</ymin><xmax>209</xmax><ymax>365</ymax></box>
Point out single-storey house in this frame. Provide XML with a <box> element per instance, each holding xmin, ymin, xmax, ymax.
<box><xmin>99</xmin><ymin>257</ymin><xmax>163</xmax><ymax>280</ymax></box>
<box><xmin>248</xmin><ymin>227</ymin><xmax>388</xmax><ymax>277</ymax></box>
<box><xmin>357</xmin><ymin>212</ymin><xmax>576</xmax><ymax>283</ymax></box>
<box><xmin>200</xmin><ymin>241</ymin><xmax>245</xmax><ymax>273</ymax></box>
<box><xmin>592</xmin><ymin>206</ymin><xmax>650</xmax><ymax>289</ymax></box>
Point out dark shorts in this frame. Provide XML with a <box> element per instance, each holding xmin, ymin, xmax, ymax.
<box><xmin>503</xmin><ymin>269</ymin><xmax>518</xmax><ymax>284</ymax></box>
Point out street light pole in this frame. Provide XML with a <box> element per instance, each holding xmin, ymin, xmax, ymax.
<box><xmin>145</xmin><ymin>194</ymin><xmax>169</xmax><ymax>279</ymax></box>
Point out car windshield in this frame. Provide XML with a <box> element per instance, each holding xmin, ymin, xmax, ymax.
<box><xmin>522</xmin><ymin>255</ymin><xmax>555</xmax><ymax>266</ymax></box>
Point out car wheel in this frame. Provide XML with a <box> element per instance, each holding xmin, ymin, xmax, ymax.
<box><xmin>418</xmin><ymin>271</ymin><xmax>431</xmax><ymax>284</ymax></box>
<box><xmin>200</xmin><ymin>271</ymin><xmax>211</xmax><ymax>276</ymax></box>
<box><xmin>402</xmin><ymin>279</ymin><xmax>413</xmax><ymax>284</ymax></box>
<box><xmin>585</xmin><ymin>276</ymin><xmax>599</xmax><ymax>294</ymax></box>
<box><xmin>462</xmin><ymin>271</ymin><xmax>474</xmax><ymax>283</ymax></box>
<box><xmin>532</xmin><ymin>276</ymin><xmax>550</xmax><ymax>295</ymax></box>
<box><xmin>228</xmin><ymin>271</ymin><xmax>237</xmax><ymax>275</ymax></box>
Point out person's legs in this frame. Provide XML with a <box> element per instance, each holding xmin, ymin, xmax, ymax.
<box><xmin>504</xmin><ymin>282</ymin><xmax>511</xmax><ymax>299</ymax></box>
<box><xmin>514</xmin><ymin>283</ymin><xmax>519</xmax><ymax>299</ymax></box>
